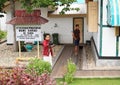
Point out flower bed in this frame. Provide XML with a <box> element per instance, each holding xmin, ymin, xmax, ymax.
<box><xmin>0</xmin><ymin>58</ymin><xmax>56</xmax><ymax>85</ymax></box>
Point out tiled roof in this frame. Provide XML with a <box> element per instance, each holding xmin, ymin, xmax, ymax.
<box><xmin>7</xmin><ymin>10</ymin><xmax>48</xmax><ymax>25</ymax></box>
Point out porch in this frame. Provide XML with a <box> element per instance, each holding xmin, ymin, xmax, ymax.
<box><xmin>51</xmin><ymin>44</ymin><xmax>120</xmax><ymax>78</ymax></box>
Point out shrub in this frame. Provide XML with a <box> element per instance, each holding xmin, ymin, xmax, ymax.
<box><xmin>63</xmin><ymin>59</ymin><xmax>76</xmax><ymax>84</ymax></box>
<box><xmin>26</xmin><ymin>58</ymin><xmax>52</xmax><ymax>75</ymax></box>
<box><xmin>0</xmin><ymin>30</ymin><xmax>7</xmax><ymax>40</ymax></box>
<box><xmin>0</xmin><ymin>67</ymin><xmax>56</xmax><ymax>85</ymax></box>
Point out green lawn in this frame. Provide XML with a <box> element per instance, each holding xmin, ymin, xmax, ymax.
<box><xmin>56</xmin><ymin>78</ymin><xmax>120</xmax><ymax>85</ymax></box>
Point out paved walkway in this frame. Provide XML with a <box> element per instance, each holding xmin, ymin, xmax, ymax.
<box><xmin>51</xmin><ymin>45</ymin><xmax>120</xmax><ymax>78</ymax></box>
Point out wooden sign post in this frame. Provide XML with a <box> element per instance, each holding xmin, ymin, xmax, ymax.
<box><xmin>18</xmin><ymin>41</ymin><xmax>21</xmax><ymax>57</ymax></box>
<box><xmin>37</xmin><ymin>41</ymin><xmax>40</xmax><ymax>58</ymax></box>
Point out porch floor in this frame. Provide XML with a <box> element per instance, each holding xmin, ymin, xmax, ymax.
<box><xmin>51</xmin><ymin>45</ymin><xmax>120</xmax><ymax>78</ymax></box>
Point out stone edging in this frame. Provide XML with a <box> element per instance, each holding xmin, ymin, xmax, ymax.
<box><xmin>52</xmin><ymin>45</ymin><xmax>65</xmax><ymax>68</ymax></box>
<box><xmin>0</xmin><ymin>40</ymin><xmax>7</xmax><ymax>44</ymax></box>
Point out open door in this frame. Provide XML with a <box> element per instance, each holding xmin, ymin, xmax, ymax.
<box><xmin>73</xmin><ymin>18</ymin><xmax>84</xmax><ymax>43</ymax></box>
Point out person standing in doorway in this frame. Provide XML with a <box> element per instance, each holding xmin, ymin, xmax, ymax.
<box><xmin>72</xmin><ymin>24</ymin><xmax>80</xmax><ymax>56</ymax></box>
<box><xmin>42</xmin><ymin>34</ymin><xmax>53</xmax><ymax>66</ymax></box>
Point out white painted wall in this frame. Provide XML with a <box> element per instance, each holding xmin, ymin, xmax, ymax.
<box><xmin>102</xmin><ymin>28</ymin><xmax>116</xmax><ymax>56</ymax></box>
<box><xmin>41</xmin><ymin>17</ymin><xmax>73</xmax><ymax>44</ymax></box>
<box><xmin>93</xmin><ymin>27</ymin><xmax>100</xmax><ymax>54</ymax></box>
<box><xmin>0</xmin><ymin>13</ymin><xmax>7</xmax><ymax>31</ymax></box>
<box><xmin>5</xmin><ymin>5</ymin><xmax>14</xmax><ymax>44</ymax></box>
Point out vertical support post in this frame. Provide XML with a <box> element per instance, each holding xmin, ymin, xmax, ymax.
<box><xmin>116</xmin><ymin>36</ymin><xmax>119</xmax><ymax>57</ymax></box>
<box><xmin>37</xmin><ymin>41</ymin><xmax>40</xmax><ymax>58</ymax></box>
<box><xmin>18</xmin><ymin>41</ymin><xmax>21</xmax><ymax>57</ymax></box>
<box><xmin>99</xmin><ymin>0</ymin><xmax>103</xmax><ymax>56</ymax></box>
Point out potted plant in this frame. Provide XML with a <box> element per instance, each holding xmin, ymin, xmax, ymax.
<box><xmin>0</xmin><ymin>30</ymin><xmax>7</xmax><ymax>41</ymax></box>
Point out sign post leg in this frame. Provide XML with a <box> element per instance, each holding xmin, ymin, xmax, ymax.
<box><xmin>37</xmin><ymin>41</ymin><xmax>40</xmax><ymax>58</ymax></box>
<box><xmin>18</xmin><ymin>41</ymin><xmax>21</xmax><ymax>57</ymax></box>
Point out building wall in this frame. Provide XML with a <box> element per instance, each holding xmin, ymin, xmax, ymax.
<box><xmin>5</xmin><ymin>5</ymin><xmax>14</xmax><ymax>44</ymax></box>
<box><xmin>42</xmin><ymin>17</ymin><xmax>92</xmax><ymax>44</ymax></box>
<box><xmin>41</xmin><ymin>17</ymin><xmax>73</xmax><ymax>44</ymax></box>
<box><xmin>0</xmin><ymin>13</ymin><xmax>7</xmax><ymax>31</ymax></box>
<box><xmin>92</xmin><ymin>0</ymin><xmax>100</xmax><ymax>55</ymax></box>
<box><xmin>93</xmin><ymin>27</ymin><xmax>100</xmax><ymax>54</ymax></box>
<box><xmin>102</xmin><ymin>28</ymin><xmax>116</xmax><ymax>56</ymax></box>
<box><xmin>4</xmin><ymin>2</ymin><xmax>92</xmax><ymax>44</ymax></box>
<box><xmin>92</xmin><ymin>0</ymin><xmax>117</xmax><ymax>56</ymax></box>
<box><xmin>41</xmin><ymin>8</ymin><xmax>92</xmax><ymax>44</ymax></box>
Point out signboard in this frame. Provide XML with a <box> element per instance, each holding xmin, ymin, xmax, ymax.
<box><xmin>16</xmin><ymin>26</ymin><xmax>41</xmax><ymax>41</ymax></box>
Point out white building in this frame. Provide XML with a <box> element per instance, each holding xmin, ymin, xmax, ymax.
<box><xmin>4</xmin><ymin>1</ymin><xmax>92</xmax><ymax>44</ymax></box>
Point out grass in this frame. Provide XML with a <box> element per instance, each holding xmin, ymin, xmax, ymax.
<box><xmin>56</xmin><ymin>78</ymin><xmax>120</xmax><ymax>85</ymax></box>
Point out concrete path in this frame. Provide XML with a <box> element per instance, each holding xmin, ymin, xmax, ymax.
<box><xmin>51</xmin><ymin>45</ymin><xmax>120</xmax><ymax>78</ymax></box>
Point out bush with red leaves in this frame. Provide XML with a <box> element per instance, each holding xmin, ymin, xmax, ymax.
<box><xmin>0</xmin><ymin>67</ymin><xmax>56</xmax><ymax>85</ymax></box>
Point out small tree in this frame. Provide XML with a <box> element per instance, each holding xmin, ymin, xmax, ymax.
<box><xmin>0</xmin><ymin>0</ymin><xmax>7</xmax><ymax>13</ymax></box>
<box><xmin>20</xmin><ymin>0</ymin><xmax>78</xmax><ymax>14</ymax></box>
<box><xmin>63</xmin><ymin>59</ymin><xmax>76</xmax><ymax>84</ymax></box>
<box><xmin>26</xmin><ymin>58</ymin><xmax>52</xmax><ymax>75</ymax></box>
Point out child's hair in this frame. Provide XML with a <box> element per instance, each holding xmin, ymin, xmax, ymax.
<box><xmin>76</xmin><ymin>24</ymin><xmax>79</xmax><ymax>27</ymax></box>
<box><xmin>44</xmin><ymin>33</ymin><xmax>50</xmax><ymax>40</ymax></box>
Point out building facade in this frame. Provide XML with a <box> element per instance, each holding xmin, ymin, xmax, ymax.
<box><xmin>5</xmin><ymin>1</ymin><xmax>92</xmax><ymax>44</ymax></box>
<box><xmin>92</xmin><ymin>0</ymin><xmax>120</xmax><ymax>66</ymax></box>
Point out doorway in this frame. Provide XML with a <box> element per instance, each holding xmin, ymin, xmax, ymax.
<box><xmin>73</xmin><ymin>18</ymin><xmax>84</xmax><ymax>44</ymax></box>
